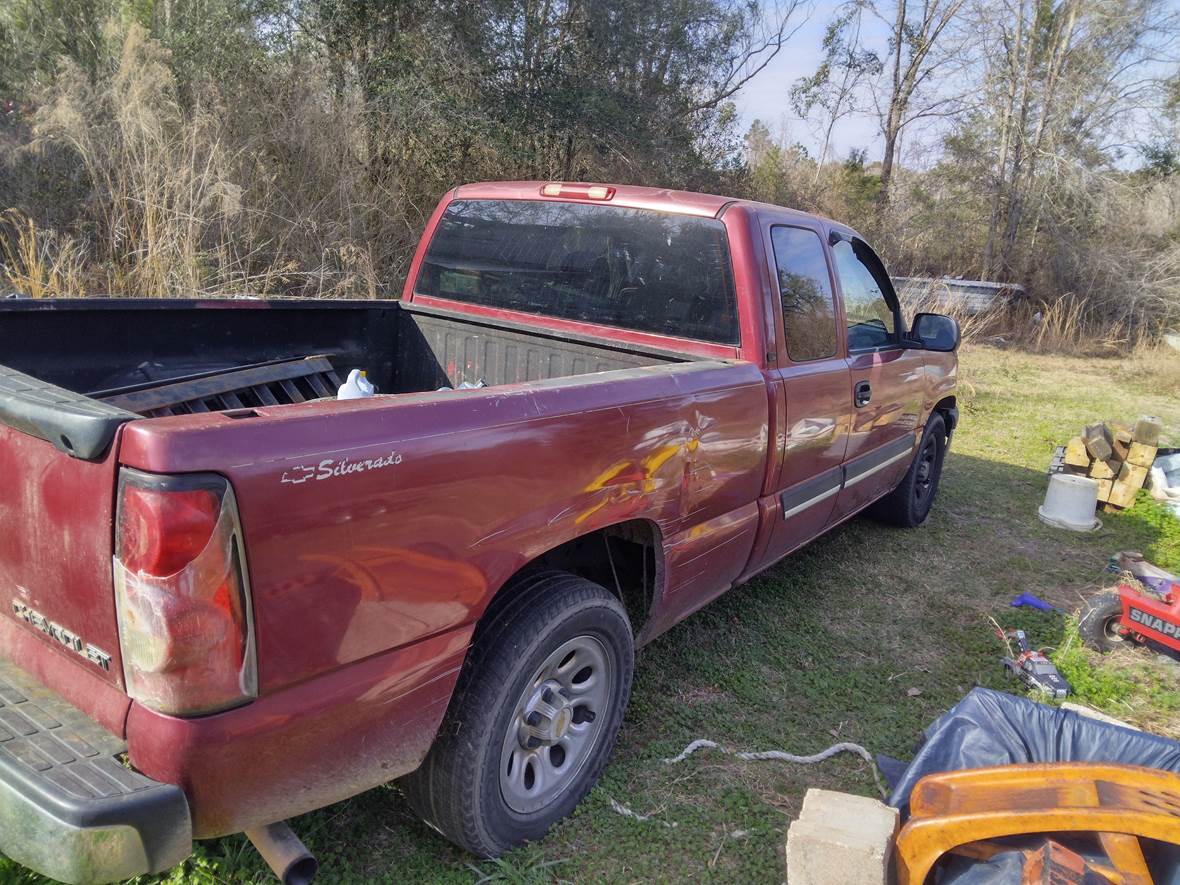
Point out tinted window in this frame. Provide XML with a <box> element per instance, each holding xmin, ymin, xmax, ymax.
<box><xmin>770</xmin><ymin>226</ymin><xmax>838</xmax><ymax>361</ymax></box>
<box><xmin>832</xmin><ymin>239</ymin><xmax>897</xmax><ymax>350</ymax></box>
<box><xmin>415</xmin><ymin>200</ymin><xmax>739</xmax><ymax>344</ymax></box>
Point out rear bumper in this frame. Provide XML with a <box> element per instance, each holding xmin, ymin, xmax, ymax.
<box><xmin>0</xmin><ymin>660</ymin><xmax>191</xmax><ymax>884</ymax></box>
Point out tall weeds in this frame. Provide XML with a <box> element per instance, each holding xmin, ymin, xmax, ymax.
<box><xmin>5</xmin><ymin>24</ymin><xmax>403</xmax><ymax>299</ymax></box>
<box><xmin>0</xmin><ymin>210</ymin><xmax>87</xmax><ymax>297</ymax></box>
<box><xmin>1</xmin><ymin>22</ymin><xmax>1176</xmax><ymax>350</ymax></box>
<box><xmin>900</xmin><ymin>283</ymin><xmax>1166</xmax><ymax>356</ymax></box>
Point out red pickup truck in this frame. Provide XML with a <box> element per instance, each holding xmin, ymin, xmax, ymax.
<box><xmin>0</xmin><ymin>181</ymin><xmax>957</xmax><ymax>883</ymax></box>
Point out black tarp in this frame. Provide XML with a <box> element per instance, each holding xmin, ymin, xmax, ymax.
<box><xmin>884</xmin><ymin>688</ymin><xmax>1180</xmax><ymax>884</ymax></box>
<box><xmin>887</xmin><ymin>688</ymin><xmax>1180</xmax><ymax>813</ymax></box>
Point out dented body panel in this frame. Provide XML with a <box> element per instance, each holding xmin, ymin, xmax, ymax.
<box><xmin>117</xmin><ymin>360</ymin><xmax>769</xmax><ymax>694</ymax></box>
<box><xmin>0</xmin><ymin>181</ymin><xmax>957</xmax><ymax>869</ymax></box>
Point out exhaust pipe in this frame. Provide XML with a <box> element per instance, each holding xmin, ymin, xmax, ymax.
<box><xmin>245</xmin><ymin>821</ymin><xmax>318</xmax><ymax>885</ymax></box>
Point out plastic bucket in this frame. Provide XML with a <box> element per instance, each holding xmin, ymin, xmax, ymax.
<box><xmin>1038</xmin><ymin>473</ymin><xmax>1101</xmax><ymax>532</ymax></box>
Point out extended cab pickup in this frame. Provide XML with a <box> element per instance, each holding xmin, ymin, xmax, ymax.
<box><xmin>0</xmin><ymin>181</ymin><xmax>957</xmax><ymax>882</ymax></box>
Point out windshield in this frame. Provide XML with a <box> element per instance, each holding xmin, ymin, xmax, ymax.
<box><xmin>415</xmin><ymin>199</ymin><xmax>739</xmax><ymax>345</ymax></box>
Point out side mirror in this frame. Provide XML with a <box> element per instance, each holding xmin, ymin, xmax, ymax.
<box><xmin>910</xmin><ymin>312</ymin><xmax>960</xmax><ymax>352</ymax></box>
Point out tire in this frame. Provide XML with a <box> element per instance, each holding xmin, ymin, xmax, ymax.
<box><xmin>1079</xmin><ymin>591</ymin><xmax>1128</xmax><ymax>653</ymax></box>
<box><xmin>401</xmin><ymin>571</ymin><xmax>634</xmax><ymax>857</ymax></box>
<box><xmin>869</xmin><ymin>412</ymin><xmax>948</xmax><ymax>528</ymax></box>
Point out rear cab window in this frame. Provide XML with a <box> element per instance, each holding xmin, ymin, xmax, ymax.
<box><xmin>415</xmin><ymin>199</ymin><xmax>740</xmax><ymax>345</ymax></box>
<box><xmin>831</xmin><ymin>239</ymin><xmax>901</xmax><ymax>352</ymax></box>
<box><xmin>770</xmin><ymin>226</ymin><xmax>839</xmax><ymax>362</ymax></box>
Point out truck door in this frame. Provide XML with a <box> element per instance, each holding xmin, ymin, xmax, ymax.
<box><xmin>757</xmin><ymin>223</ymin><xmax>851</xmax><ymax>565</ymax></box>
<box><xmin>829</xmin><ymin>235</ymin><xmax>924</xmax><ymax>521</ymax></box>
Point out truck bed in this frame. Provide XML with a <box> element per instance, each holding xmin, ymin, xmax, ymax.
<box><xmin>0</xmin><ymin>299</ymin><xmax>689</xmax><ymax>459</ymax></box>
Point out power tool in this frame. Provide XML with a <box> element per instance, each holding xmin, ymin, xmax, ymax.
<box><xmin>997</xmin><ymin>627</ymin><xmax>1072</xmax><ymax>699</ymax></box>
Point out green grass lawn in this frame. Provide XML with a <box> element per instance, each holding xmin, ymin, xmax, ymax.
<box><xmin>4</xmin><ymin>344</ymin><xmax>1179</xmax><ymax>884</ymax></box>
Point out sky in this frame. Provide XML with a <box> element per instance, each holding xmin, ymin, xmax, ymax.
<box><xmin>731</xmin><ymin>2</ymin><xmax>887</xmax><ymax>163</ymax></box>
<box><xmin>731</xmin><ymin>0</ymin><xmax>1180</xmax><ymax>172</ymax></box>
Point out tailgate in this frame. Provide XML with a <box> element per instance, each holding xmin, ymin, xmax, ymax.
<box><xmin>0</xmin><ymin>402</ymin><xmax>129</xmax><ymax>699</ymax></box>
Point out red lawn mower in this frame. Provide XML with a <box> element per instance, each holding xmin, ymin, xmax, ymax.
<box><xmin>1079</xmin><ymin>551</ymin><xmax>1180</xmax><ymax>655</ymax></box>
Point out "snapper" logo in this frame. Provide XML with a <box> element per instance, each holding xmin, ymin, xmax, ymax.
<box><xmin>1128</xmin><ymin>606</ymin><xmax>1180</xmax><ymax>638</ymax></box>
<box><xmin>281</xmin><ymin>451</ymin><xmax>403</xmax><ymax>485</ymax></box>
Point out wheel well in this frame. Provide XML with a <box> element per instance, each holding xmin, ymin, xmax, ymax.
<box><xmin>491</xmin><ymin>521</ymin><xmax>661</xmax><ymax>638</ymax></box>
<box><xmin>933</xmin><ymin>395</ymin><xmax>957</xmax><ymax>434</ymax></box>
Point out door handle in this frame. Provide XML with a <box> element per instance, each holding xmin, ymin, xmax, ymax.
<box><xmin>854</xmin><ymin>380</ymin><xmax>871</xmax><ymax>408</ymax></box>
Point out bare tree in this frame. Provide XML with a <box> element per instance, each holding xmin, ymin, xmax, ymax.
<box><xmin>874</xmin><ymin>0</ymin><xmax>967</xmax><ymax>205</ymax></box>
<box><xmin>790</xmin><ymin>1</ymin><xmax>882</xmax><ymax>185</ymax></box>
<box><xmin>974</xmin><ymin>0</ymin><xmax>1180</xmax><ymax>277</ymax></box>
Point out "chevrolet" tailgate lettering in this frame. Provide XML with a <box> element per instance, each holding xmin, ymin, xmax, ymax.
<box><xmin>11</xmin><ymin>600</ymin><xmax>112</xmax><ymax>671</ymax></box>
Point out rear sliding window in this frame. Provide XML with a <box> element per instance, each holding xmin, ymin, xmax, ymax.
<box><xmin>415</xmin><ymin>199</ymin><xmax>740</xmax><ymax>345</ymax></box>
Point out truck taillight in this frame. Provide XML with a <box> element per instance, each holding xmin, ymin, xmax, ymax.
<box><xmin>113</xmin><ymin>469</ymin><xmax>257</xmax><ymax>716</ymax></box>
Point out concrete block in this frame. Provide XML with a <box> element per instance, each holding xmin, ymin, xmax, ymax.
<box><xmin>800</xmin><ymin>788</ymin><xmax>897</xmax><ymax>825</ymax></box>
<box><xmin>1112</xmin><ymin>429</ymin><xmax>1133</xmax><ymax>463</ymax></box>
<box><xmin>787</xmin><ymin>789</ymin><xmax>900</xmax><ymax>885</ymax></box>
<box><xmin>1062</xmin><ymin>702</ymin><xmax>1139</xmax><ymax>730</ymax></box>
<box><xmin>1083</xmin><ymin>423</ymin><xmax>1113</xmax><ymax>462</ymax></box>
<box><xmin>1133</xmin><ymin>415</ymin><xmax>1162</xmax><ymax>446</ymax></box>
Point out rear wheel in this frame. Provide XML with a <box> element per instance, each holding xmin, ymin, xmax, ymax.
<box><xmin>401</xmin><ymin>571</ymin><xmax>634</xmax><ymax>857</ymax></box>
<box><xmin>869</xmin><ymin>413</ymin><xmax>948</xmax><ymax>528</ymax></box>
<box><xmin>1079</xmin><ymin>591</ymin><xmax>1128</xmax><ymax>653</ymax></box>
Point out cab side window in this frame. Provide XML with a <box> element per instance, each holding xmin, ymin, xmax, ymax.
<box><xmin>832</xmin><ymin>239</ymin><xmax>898</xmax><ymax>351</ymax></box>
<box><xmin>770</xmin><ymin>226</ymin><xmax>838</xmax><ymax>362</ymax></box>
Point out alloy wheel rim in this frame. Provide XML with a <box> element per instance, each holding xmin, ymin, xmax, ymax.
<box><xmin>499</xmin><ymin>635</ymin><xmax>614</xmax><ymax>814</ymax></box>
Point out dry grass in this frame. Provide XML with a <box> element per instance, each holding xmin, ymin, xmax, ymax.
<box><xmin>1012</xmin><ymin>295</ymin><xmax>1135</xmax><ymax>354</ymax></box>
<box><xmin>0</xmin><ymin>210</ymin><xmax>87</xmax><ymax>297</ymax></box>
<box><xmin>1116</xmin><ymin>341</ymin><xmax>1180</xmax><ymax>397</ymax></box>
<box><xmin>0</xmin><ymin>25</ymin><xmax>408</xmax><ymax>300</ymax></box>
<box><xmin>904</xmin><ymin>284</ymin><xmax>1166</xmax><ymax>356</ymax></box>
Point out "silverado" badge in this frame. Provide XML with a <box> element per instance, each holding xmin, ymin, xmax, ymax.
<box><xmin>12</xmin><ymin>600</ymin><xmax>112</xmax><ymax>671</ymax></box>
<box><xmin>280</xmin><ymin>450</ymin><xmax>404</xmax><ymax>485</ymax></box>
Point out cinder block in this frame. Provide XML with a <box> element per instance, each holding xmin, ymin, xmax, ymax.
<box><xmin>1112</xmin><ymin>428</ymin><xmax>1133</xmax><ymax>463</ymax></box>
<box><xmin>1062</xmin><ymin>702</ymin><xmax>1138</xmax><ymax>730</ymax></box>
<box><xmin>787</xmin><ymin>789</ymin><xmax>900</xmax><ymax>885</ymax></box>
<box><xmin>1133</xmin><ymin>415</ymin><xmax>1162</xmax><ymax>446</ymax></box>
<box><xmin>800</xmin><ymin>788</ymin><xmax>898</xmax><ymax>825</ymax></box>
<box><xmin>1083</xmin><ymin>423</ymin><xmax>1113</xmax><ymax>462</ymax></box>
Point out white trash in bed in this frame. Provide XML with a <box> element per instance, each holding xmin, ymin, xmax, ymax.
<box><xmin>337</xmin><ymin>369</ymin><xmax>376</xmax><ymax>400</ymax></box>
<box><xmin>1039</xmin><ymin>473</ymin><xmax>1101</xmax><ymax>532</ymax></box>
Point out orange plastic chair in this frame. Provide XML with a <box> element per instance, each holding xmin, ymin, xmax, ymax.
<box><xmin>894</xmin><ymin>762</ymin><xmax>1180</xmax><ymax>885</ymax></box>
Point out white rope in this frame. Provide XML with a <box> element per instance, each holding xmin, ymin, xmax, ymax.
<box><xmin>608</xmin><ymin>797</ymin><xmax>677</xmax><ymax>828</ymax></box>
<box><xmin>606</xmin><ymin>738</ymin><xmax>888</xmax><ymax>828</ymax></box>
<box><xmin>663</xmin><ymin>738</ymin><xmax>888</xmax><ymax>799</ymax></box>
